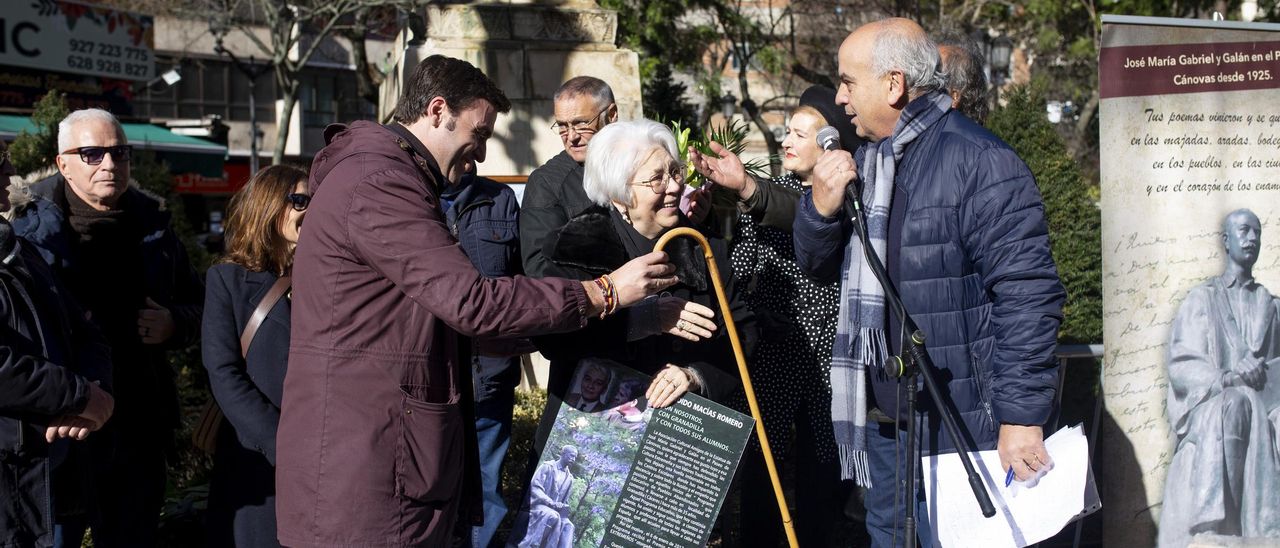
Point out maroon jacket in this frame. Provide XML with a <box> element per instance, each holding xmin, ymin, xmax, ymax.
<box><xmin>275</xmin><ymin>121</ymin><xmax>590</xmax><ymax>547</ymax></box>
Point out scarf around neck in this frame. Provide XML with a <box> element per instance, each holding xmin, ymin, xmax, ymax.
<box><xmin>831</xmin><ymin>91</ymin><xmax>952</xmax><ymax>487</ymax></box>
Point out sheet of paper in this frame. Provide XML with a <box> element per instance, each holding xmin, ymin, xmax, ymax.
<box><xmin>922</xmin><ymin>424</ymin><xmax>1098</xmax><ymax>548</ymax></box>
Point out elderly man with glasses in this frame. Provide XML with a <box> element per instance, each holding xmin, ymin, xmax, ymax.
<box><xmin>520</xmin><ymin>76</ymin><xmax>619</xmax><ymax>278</ymax></box>
<box><xmin>11</xmin><ymin>108</ymin><xmax>204</xmax><ymax>548</ymax></box>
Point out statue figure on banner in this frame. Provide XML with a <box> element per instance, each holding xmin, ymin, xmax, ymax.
<box><xmin>1160</xmin><ymin>208</ymin><xmax>1280</xmax><ymax>547</ymax></box>
<box><xmin>519</xmin><ymin>445</ymin><xmax>579</xmax><ymax>548</ymax></box>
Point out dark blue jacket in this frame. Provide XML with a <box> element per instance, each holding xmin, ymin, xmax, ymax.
<box><xmin>1</xmin><ymin>229</ymin><xmax>111</xmax><ymax>547</ymax></box>
<box><xmin>201</xmin><ymin>263</ymin><xmax>289</xmax><ymax>547</ymax></box>
<box><xmin>447</xmin><ymin>175</ymin><xmax>523</xmax><ymax>402</ymax></box>
<box><xmin>12</xmin><ymin>175</ymin><xmax>204</xmax><ymax>435</ymax></box>
<box><xmin>794</xmin><ymin>111</ymin><xmax>1065</xmax><ymax>452</ymax></box>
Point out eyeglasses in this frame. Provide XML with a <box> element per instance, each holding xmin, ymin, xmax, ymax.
<box><xmin>287</xmin><ymin>193</ymin><xmax>311</xmax><ymax>212</ymax></box>
<box><xmin>551</xmin><ymin>107</ymin><xmax>610</xmax><ymax>136</ymax></box>
<box><xmin>628</xmin><ymin>166</ymin><xmax>685</xmax><ymax>194</ymax></box>
<box><xmin>60</xmin><ymin>145</ymin><xmax>132</xmax><ymax>165</ymax></box>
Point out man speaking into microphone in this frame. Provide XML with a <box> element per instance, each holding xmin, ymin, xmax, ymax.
<box><xmin>792</xmin><ymin>18</ymin><xmax>1066</xmax><ymax>548</ymax></box>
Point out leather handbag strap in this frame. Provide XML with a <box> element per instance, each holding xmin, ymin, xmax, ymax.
<box><xmin>239</xmin><ymin>275</ymin><xmax>291</xmax><ymax>357</ymax></box>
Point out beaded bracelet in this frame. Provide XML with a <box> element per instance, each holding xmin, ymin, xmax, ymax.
<box><xmin>603</xmin><ymin>274</ymin><xmax>619</xmax><ymax>316</ymax></box>
<box><xmin>593</xmin><ymin>276</ymin><xmax>613</xmax><ymax>319</ymax></box>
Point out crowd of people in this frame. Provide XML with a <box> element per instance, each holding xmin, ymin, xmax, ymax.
<box><xmin>1</xmin><ymin>15</ymin><xmax>1066</xmax><ymax>548</ymax></box>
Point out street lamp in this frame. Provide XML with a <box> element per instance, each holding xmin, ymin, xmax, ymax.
<box><xmin>985</xmin><ymin>35</ymin><xmax>1013</xmax><ymax>105</ymax></box>
<box><xmin>989</xmin><ymin>36</ymin><xmax>1013</xmax><ymax>81</ymax></box>
<box><xmin>209</xmin><ymin>18</ymin><xmax>272</xmax><ymax>173</ymax></box>
<box><xmin>135</xmin><ymin>67</ymin><xmax>182</xmax><ymax>94</ymax></box>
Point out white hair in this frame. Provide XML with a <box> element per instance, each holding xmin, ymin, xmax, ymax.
<box><xmin>57</xmin><ymin>108</ymin><xmax>125</xmax><ymax>152</ymax></box>
<box><xmin>582</xmin><ymin>119</ymin><xmax>678</xmax><ymax>206</ymax></box>
<box><xmin>872</xmin><ymin>26</ymin><xmax>946</xmax><ymax>96</ymax></box>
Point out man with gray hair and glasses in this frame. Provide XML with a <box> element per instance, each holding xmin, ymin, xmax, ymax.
<box><xmin>793</xmin><ymin>18</ymin><xmax>1064</xmax><ymax>546</ymax></box>
<box><xmin>520</xmin><ymin>76</ymin><xmax>619</xmax><ymax>277</ymax></box>
<box><xmin>12</xmin><ymin>108</ymin><xmax>204</xmax><ymax>547</ymax></box>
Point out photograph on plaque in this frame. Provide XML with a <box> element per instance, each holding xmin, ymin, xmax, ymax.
<box><xmin>510</xmin><ymin>359</ymin><xmax>753</xmax><ymax>548</ymax></box>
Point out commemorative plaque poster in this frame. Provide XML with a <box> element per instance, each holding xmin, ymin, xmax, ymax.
<box><xmin>508</xmin><ymin>360</ymin><xmax>753</xmax><ymax>548</ymax></box>
<box><xmin>1099</xmin><ymin>15</ymin><xmax>1280</xmax><ymax>547</ymax></box>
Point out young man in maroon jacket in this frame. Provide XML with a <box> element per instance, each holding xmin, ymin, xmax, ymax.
<box><xmin>275</xmin><ymin>55</ymin><xmax>679</xmax><ymax>547</ymax></box>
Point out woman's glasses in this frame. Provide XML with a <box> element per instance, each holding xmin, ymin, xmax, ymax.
<box><xmin>287</xmin><ymin>193</ymin><xmax>311</xmax><ymax>212</ymax></box>
<box><xmin>628</xmin><ymin>166</ymin><xmax>685</xmax><ymax>194</ymax></box>
<box><xmin>59</xmin><ymin>145</ymin><xmax>133</xmax><ymax>165</ymax></box>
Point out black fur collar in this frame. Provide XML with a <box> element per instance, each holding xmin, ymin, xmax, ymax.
<box><xmin>546</xmin><ymin>206</ymin><xmax>708</xmax><ymax>291</ymax></box>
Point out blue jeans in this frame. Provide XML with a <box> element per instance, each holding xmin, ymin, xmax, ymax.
<box><xmin>865</xmin><ymin>420</ymin><xmax>934</xmax><ymax>548</ymax></box>
<box><xmin>471</xmin><ymin>389</ymin><xmax>515</xmax><ymax>548</ymax></box>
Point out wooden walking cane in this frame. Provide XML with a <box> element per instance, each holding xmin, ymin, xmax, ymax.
<box><xmin>654</xmin><ymin>226</ymin><xmax>799</xmax><ymax>548</ymax></box>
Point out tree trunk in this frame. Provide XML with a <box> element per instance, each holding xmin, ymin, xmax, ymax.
<box><xmin>344</xmin><ymin>7</ymin><xmax>379</xmax><ymax>105</ymax></box>
<box><xmin>274</xmin><ymin>82</ymin><xmax>299</xmax><ymax>165</ymax></box>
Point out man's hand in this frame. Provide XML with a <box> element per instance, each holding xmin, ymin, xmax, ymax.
<box><xmin>138</xmin><ymin>297</ymin><xmax>175</xmax><ymax>345</ymax></box>
<box><xmin>1233</xmin><ymin>354</ymin><xmax>1267</xmax><ymax>390</ymax></box>
<box><xmin>606</xmin><ymin>252</ymin><xmax>678</xmax><ymax>308</ymax></box>
<box><xmin>658</xmin><ymin>296</ymin><xmax>716</xmax><ymax>342</ymax></box>
<box><xmin>45</xmin><ymin>384</ymin><xmax>113</xmax><ymax>442</ymax></box>
<box><xmin>689</xmin><ymin>143</ymin><xmax>754</xmax><ymax>200</ymax></box>
<box><xmin>45</xmin><ymin>417</ymin><xmax>96</xmax><ymax>442</ymax></box>
<box><xmin>811</xmin><ymin>149</ymin><xmax>858</xmax><ymax>218</ymax></box>
<box><xmin>997</xmin><ymin>424</ymin><xmax>1051</xmax><ymax>482</ymax></box>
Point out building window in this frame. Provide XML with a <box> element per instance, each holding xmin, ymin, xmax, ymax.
<box><xmin>301</xmin><ymin>69</ymin><xmax>371</xmax><ymax>128</ymax></box>
<box><xmin>134</xmin><ymin>58</ymin><xmax>276</xmax><ymax>124</ymax></box>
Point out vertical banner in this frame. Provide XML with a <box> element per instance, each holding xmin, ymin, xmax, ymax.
<box><xmin>1099</xmin><ymin>15</ymin><xmax>1280</xmax><ymax>547</ymax></box>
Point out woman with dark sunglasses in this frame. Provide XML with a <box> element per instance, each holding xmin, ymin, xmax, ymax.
<box><xmin>201</xmin><ymin>165</ymin><xmax>308</xmax><ymax>547</ymax></box>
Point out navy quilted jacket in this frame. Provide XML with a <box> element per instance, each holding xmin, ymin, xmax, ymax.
<box><xmin>793</xmin><ymin>111</ymin><xmax>1065</xmax><ymax>453</ymax></box>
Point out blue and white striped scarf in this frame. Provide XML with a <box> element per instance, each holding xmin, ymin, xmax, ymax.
<box><xmin>831</xmin><ymin>91</ymin><xmax>952</xmax><ymax>487</ymax></box>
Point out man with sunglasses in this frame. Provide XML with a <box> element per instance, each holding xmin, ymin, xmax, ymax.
<box><xmin>11</xmin><ymin>108</ymin><xmax>205</xmax><ymax>548</ymax></box>
<box><xmin>519</xmin><ymin>76</ymin><xmax>618</xmax><ymax>278</ymax></box>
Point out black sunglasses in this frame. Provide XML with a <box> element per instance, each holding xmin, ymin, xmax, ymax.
<box><xmin>60</xmin><ymin>145</ymin><xmax>132</xmax><ymax>165</ymax></box>
<box><xmin>287</xmin><ymin>193</ymin><xmax>311</xmax><ymax>212</ymax></box>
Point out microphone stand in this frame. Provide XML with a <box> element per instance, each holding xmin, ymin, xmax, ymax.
<box><xmin>842</xmin><ymin>189</ymin><xmax>996</xmax><ymax>548</ymax></box>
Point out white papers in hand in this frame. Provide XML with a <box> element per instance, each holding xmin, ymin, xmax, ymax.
<box><xmin>921</xmin><ymin>424</ymin><xmax>1099</xmax><ymax>548</ymax></box>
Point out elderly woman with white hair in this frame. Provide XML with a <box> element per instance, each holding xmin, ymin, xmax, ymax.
<box><xmin>528</xmin><ymin>118</ymin><xmax>755</xmax><ymax>448</ymax></box>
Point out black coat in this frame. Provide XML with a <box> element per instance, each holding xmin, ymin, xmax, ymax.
<box><xmin>531</xmin><ymin>206</ymin><xmax>756</xmax><ymax>453</ymax></box>
<box><xmin>12</xmin><ymin>175</ymin><xmax>204</xmax><ymax>437</ymax></box>
<box><xmin>1</xmin><ymin>229</ymin><xmax>111</xmax><ymax>548</ymax></box>
<box><xmin>518</xmin><ymin>151</ymin><xmax>595</xmax><ymax>278</ymax></box>
<box><xmin>201</xmin><ymin>263</ymin><xmax>290</xmax><ymax>547</ymax></box>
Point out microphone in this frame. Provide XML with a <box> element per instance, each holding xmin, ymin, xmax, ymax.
<box><xmin>816</xmin><ymin>126</ymin><xmax>862</xmax><ymax>222</ymax></box>
<box><xmin>816</xmin><ymin>125</ymin><xmax>841</xmax><ymax>151</ymax></box>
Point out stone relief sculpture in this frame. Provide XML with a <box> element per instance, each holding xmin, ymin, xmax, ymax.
<box><xmin>1160</xmin><ymin>209</ymin><xmax>1280</xmax><ymax>547</ymax></box>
